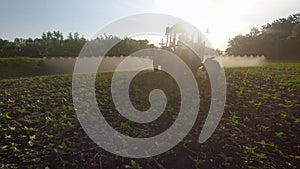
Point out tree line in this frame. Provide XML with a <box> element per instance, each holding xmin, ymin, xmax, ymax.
<box><xmin>226</xmin><ymin>13</ymin><xmax>300</xmax><ymax>60</ymax></box>
<box><xmin>0</xmin><ymin>32</ymin><xmax>155</xmax><ymax>57</ymax></box>
<box><xmin>1</xmin><ymin>13</ymin><xmax>299</xmax><ymax>60</ymax></box>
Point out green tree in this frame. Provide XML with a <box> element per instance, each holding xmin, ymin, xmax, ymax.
<box><xmin>289</xmin><ymin>23</ymin><xmax>300</xmax><ymax>39</ymax></box>
<box><xmin>0</xmin><ymin>32</ymin><xmax>156</xmax><ymax>57</ymax></box>
<box><xmin>226</xmin><ymin>13</ymin><xmax>300</xmax><ymax>60</ymax></box>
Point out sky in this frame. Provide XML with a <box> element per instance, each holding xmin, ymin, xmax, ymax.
<box><xmin>0</xmin><ymin>0</ymin><xmax>299</xmax><ymax>50</ymax></box>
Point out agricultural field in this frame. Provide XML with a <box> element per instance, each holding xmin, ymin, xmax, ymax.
<box><xmin>0</xmin><ymin>62</ymin><xmax>299</xmax><ymax>168</ymax></box>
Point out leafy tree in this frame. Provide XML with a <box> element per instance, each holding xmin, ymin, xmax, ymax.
<box><xmin>0</xmin><ymin>31</ymin><xmax>155</xmax><ymax>57</ymax></box>
<box><xmin>226</xmin><ymin>13</ymin><xmax>300</xmax><ymax>60</ymax></box>
<box><xmin>289</xmin><ymin>23</ymin><xmax>300</xmax><ymax>39</ymax></box>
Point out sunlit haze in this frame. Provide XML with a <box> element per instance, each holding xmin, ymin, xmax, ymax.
<box><xmin>0</xmin><ymin>0</ymin><xmax>299</xmax><ymax>50</ymax></box>
<box><xmin>154</xmin><ymin>0</ymin><xmax>300</xmax><ymax>50</ymax></box>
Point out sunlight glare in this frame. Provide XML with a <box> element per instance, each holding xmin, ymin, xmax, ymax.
<box><xmin>154</xmin><ymin>0</ymin><xmax>251</xmax><ymax>50</ymax></box>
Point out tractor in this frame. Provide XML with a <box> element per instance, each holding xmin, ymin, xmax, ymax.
<box><xmin>153</xmin><ymin>22</ymin><xmax>217</xmax><ymax>74</ymax></box>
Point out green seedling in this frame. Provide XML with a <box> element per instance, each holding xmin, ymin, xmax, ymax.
<box><xmin>255</xmin><ymin>102</ymin><xmax>262</xmax><ymax>110</ymax></box>
<box><xmin>231</xmin><ymin>111</ymin><xmax>239</xmax><ymax>126</ymax></box>
<box><xmin>280</xmin><ymin>112</ymin><xmax>288</xmax><ymax>118</ymax></box>
<box><xmin>275</xmin><ymin>131</ymin><xmax>285</xmax><ymax>138</ymax></box>
<box><xmin>257</xmin><ymin>140</ymin><xmax>275</xmax><ymax>148</ymax></box>
<box><xmin>11</xmin><ymin>142</ymin><xmax>21</xmax><ymax>153</ymax></box>
<box><xmin>245</xmin><ymin>146</ymin><xmax>266</xmax><ymax>159</ymax></box>
<box><xmin>236</xmin><ymin>86</ymin><xmax>244</xmax><ymax>98</ymax></box>
<box><xmin>182</xmin><ymin>138</ymin><xmax>192</xmax><ymax>147</ymax></box>
<box><xmin>293</xmin><ymin>118</ymin><xmax>300</xmax><ymax>124</ymax></box>
<box><xmin>258</xmin><ymin>125</ymin><xmax>269</xmax><ymax>131</ymax></box>
<box><xmin>244</xmin><ymin>116</ymin><xmax>250</xmax><ymax>122</ymax></box>
<box><xmin>124</xmin><ymin>160</ymin><xmax>142</xmax><ymax>169</ymax></box>
<box><xmin>0</xmin><ymin>112</ymin><xmax>11</xmax><ymax>119</ymax></box>
<box><xmin>219</xmin><ymin>152</ymin><xmax>233</xmax><ymax>165</ymax></box>
<box><xmin>121</xmin><ymin>121</ymin><xmax>133</xmax><ymax>131</ymax></box>
<box><xmin>189</xmin><ymin>156</ymin><xmax>205</xmax><ymax>169</ymax></box>
<box><xmin>17</xmin><ymin>108</ymin><xmax>26</xmax><ymax>113</ymax></box>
